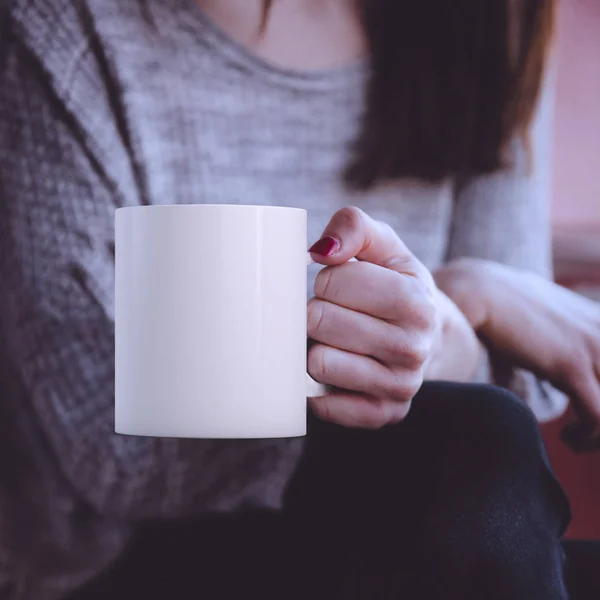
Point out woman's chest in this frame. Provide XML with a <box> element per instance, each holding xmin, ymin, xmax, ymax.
<box><xmin>125</xmin><ymin>96</ymin><xmax>453</xmax><ymax>272</ymax></box>
<box><xmin>106</xmin><ymin>31</ymin><xmax>454</xmax><ymax>271</ymax></box>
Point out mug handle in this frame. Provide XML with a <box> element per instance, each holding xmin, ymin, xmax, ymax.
<box><xmin>306</xmin><ymin>373</ymin><xmax>328</xmax><ymax>398</ymax></box>
<box><xmin>304</xmin><ymin>253</ymin><xmax>358</xmax><ymax>398</ymax></box>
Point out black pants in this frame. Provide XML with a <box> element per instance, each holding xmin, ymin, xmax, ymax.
<box><xmin>74</xmin><ymin>383</ymin><xmax>586</xmax><ymax>599</ymax></box>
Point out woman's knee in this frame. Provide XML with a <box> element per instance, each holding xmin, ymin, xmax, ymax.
<box><xmin>412</xmin><ymin>382</ymin><xmax>571</xmax><ymax>542</ymax></box>
<box><xmin>409</xmin><ymin>384</ymin><xmax>570</xmax><ymax>596</ymax></box>
<box><xmin>409</xmin><ymin>381</ymin><xmax>545</xmax><ymax>465</ymax></box>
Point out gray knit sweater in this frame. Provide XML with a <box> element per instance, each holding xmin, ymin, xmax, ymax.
<box><xmin>0</xmin><ymin>1</ymin><xmax>566</xmax><ymax>598</ymax></box>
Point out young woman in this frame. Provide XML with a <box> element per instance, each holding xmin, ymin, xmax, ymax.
<box><xmin>0</xmin><ymin>0</ymin><xmax>576</xmax><ymax>598</ymax></box>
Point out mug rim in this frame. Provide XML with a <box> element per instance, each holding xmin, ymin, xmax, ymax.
<box><xmin>116</xmin><ymin>204</ymin><xmax>306</xmax><ymax>214</ymax></box>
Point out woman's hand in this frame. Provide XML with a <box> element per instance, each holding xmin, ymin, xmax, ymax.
<box><xmin>306</xmin><ymin>207</ymin><xmax>480</xmax><ymax>429</ymax></box>
<box><xmin>423</xmin><ymin>287</ymin><xmax>485</xmax><ymax>383</ymax></box>
<box><xmin>435</xmin><ymin>258</ymin><xmax>600</xmax><ymax>426</ymax></box>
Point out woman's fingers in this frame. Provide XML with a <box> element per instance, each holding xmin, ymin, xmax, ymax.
<box><xmin>308</xmin><ymin>394</ymin><xmax>410</xmax><ymax>430</ymax></box>
<box><xmin>562</xmin><ymin>368</ymin><xmax>600</xmax><ymax>450</ymax></box>
<box><xmin>306</xmin><ymin>206</ymin><xmax>439</xmax><ymax>428</ymax></box>
<box><xmin>313</xmin><ymin>261</ymin><xmax>436</xmax><ymax>330</ymax></box>
<box><xmin>307</xmin><ymin>342</ymin><xmax>420</xmax><ymax>405</ymax></box>
<box><xmin>568</xmin><ymin>362</ymin><xmax>600</xmax><ymax>427</ymax></box>
<box><xmin>307</xmin><ymin>298</ymin><xmax>430</xmax><ymax>369</ymax></box>
<box><xmin>309</xmin><ymin>206</ymin><xmax>432</xmax><ymax>281</ymax></box>
<box><xmin>309</xmin><ymin>207</ymin><xmax>436</xmax><ymax>332</ymax></box>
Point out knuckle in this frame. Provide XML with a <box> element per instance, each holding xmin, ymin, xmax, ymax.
<box><xmin>384</xmin><ymin>331</ymin><xmax>410</xmax><ymax>361</ymax></box>
<box><xmin>307</xmin><ymin>298</ymin><xmax>327</xmax><ymax>338</ymax></box>
<box><xmin>359</xmin><ymin>400</ymin><xmax>390</xmax><ymax>430</ymax></box>
<box><xmin>562</xmin><ymin>345</ymin><xmax>591</xmax><ymax>385</ymax></box>
<box><xmin>405</xmin><ymin>338</ymin><xmax>431</xmax><ymax>369</ymax></box>
<box><xmin>307</xmin><ymin>343</ymin><xmax>330</xmax><ymax>384</ymax></box>
<box><xmin>419</xmin><ymin>294</ymin><xmax>438</xmax><ymax>333</ymax></box>
<box><xmin>387</xmin><ymin>369</ymin><xmax>421</xmax><ymax>402</ymax></box>
<box><xmin>361</xmin><ymin>398</ymin><xmax>411</xmax><ymax>429</ymax></box>
<box><xmin>387</xmin><ymin>275</ymin><xmax>437</xmax><ymax>332</ymax></box>
<box><xmin>311</xmin><ymin>398</ymin><xmax>333</xmax><ymax>424</ymax></box>
<box><xmin>336</xmin><ymin>206</ymin><xmax>366</xmax><ymax>230</ymax></box>
<box><xmin>409</xmin><ymin>281</ymin><xmax>437</xmax><ymax>331</ymax></box>
<box><xmin>387</xmin><ymin>400</ymin><xmax>412</xmax><ymax>424</ymax></box>
<box><xmin>386</xmin><ymin>331</ymin><xmax>431</xmax><ymax>369</ymax></box>
<box><xmin>379</xmin><ymin>221</ymin><xmax>396</xmax><ymax>236</ymax></box>
<box><xmin>377</xmin><ymin>220</ymin><xmax>397</xmax><ymax>243</ymax></box>
<box><xmin>313</xmin><ymin>266</ymin><xmax>335</xmax><ymax>300</ymax></box>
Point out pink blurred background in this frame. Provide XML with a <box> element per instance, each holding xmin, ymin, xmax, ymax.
<box><xmin>544</xmin><ymin>0</ymin><xmax>600</xmax><ymax>541</ymax></box>
<box><xmin>552</xmin><ymin>0</ymin><xmax>600</xmax><ymax>230</ymax></box>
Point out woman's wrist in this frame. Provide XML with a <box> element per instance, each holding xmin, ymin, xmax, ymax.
<box><xmin>424</xmin><ymin>287</ymin><xmax>485</xmax><ymax>383</ymax></box>
<box><xmin>433</xmin><ymin>258</ymin><xmax>495</xmax><ymax>330</ymax></box>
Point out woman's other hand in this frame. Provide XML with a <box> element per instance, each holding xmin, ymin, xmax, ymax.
<box><xmin>307</xmin><ymin>207</ymin><xmax>480</xmax><ymax>429</ymax></box>
<box><xmin>435</xmin><ymin>258</ymin><xmax>600</xmax><ymax>427</ymax></box>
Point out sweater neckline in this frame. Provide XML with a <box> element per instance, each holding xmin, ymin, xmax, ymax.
<box><xmin>164</xmin><ymin>0</ymin><xmax>368</xmax><ymax>92</ymax></box>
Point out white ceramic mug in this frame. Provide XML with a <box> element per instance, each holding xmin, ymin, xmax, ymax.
<box><xmin>115</xmin><ymin>204</ymin><xmax>326</xmax><ymax>439</ymax></box>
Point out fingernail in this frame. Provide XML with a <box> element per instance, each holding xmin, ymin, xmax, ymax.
<box><xmin>309</xmin><ymin>236</ymin><xmax>340</xmax><ymax>257</ymax></box>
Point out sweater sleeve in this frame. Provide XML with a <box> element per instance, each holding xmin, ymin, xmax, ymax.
<box><xmin>444</xmin><ymin>64</ymin><xmax>568</xmax><ymax>422</ymax></box>
<box><xmin>0</xmin><ymin>16</ymin><xmax>304</xmax><ymax>521</ymax></box>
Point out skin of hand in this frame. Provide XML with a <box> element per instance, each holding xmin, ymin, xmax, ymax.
<box><xmin>424</xmin><ymin>286</ymin><xmax>486</xmax><ymax>384</ymax></box>
<box><xmin>435</xmin><ymin>257</ymin><xmax>600</xmax><ymax>427</ymax></box>
<box><xmin>306</xmin><ymin>207</ymin><xmax>482</xmax><ymax>429</ymax></box>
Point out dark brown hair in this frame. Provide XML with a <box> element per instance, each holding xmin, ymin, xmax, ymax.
<box><xmin>262</xmin><ymin>0</ymin><xmax>556</xmax><ymax>191</ymax></box>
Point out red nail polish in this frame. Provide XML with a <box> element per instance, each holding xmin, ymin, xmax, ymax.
<box><xmin>309</xmin><ymin>236</ymin><xmax>340</xmax><ymax>257</ymax></box>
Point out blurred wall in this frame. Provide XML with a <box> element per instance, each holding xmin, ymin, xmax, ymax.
<box><xmin>543</xmin><ymin>0</ymin><xmax>600</xmax><ymax>542</ymax></box>
<box><xmin>552</xmin><ymin>0</ymin><xmax>600</xmax><ymax>230</ymax></box>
